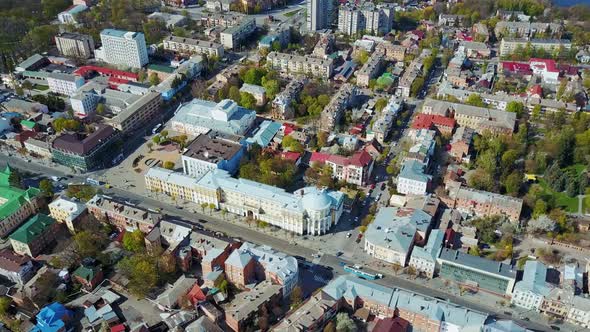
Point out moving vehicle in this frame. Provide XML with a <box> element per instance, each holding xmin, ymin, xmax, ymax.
<box><xmin>343</xmin><ymin>265</ymin><xmax>383</xmax><ymax>280</ymax></box>
<box><xmin>86</xmin><ymin>178</ymin><xmax>101</xmax><ymax>186</ymax></box>
<box><xmin>152</xmin><ymin>123</ymin><xmax>163</xmax><ymax>134</ymax></box>
<box><xmin>346</xmin><ymin>233</ymin><xmax>352</xmax><ymax>238</ymax></box>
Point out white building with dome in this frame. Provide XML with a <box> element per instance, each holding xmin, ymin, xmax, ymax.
<box><xmin>145</xmin><ymin>167</ymin><xmax>344</xmax><ymax>235</ymax></box>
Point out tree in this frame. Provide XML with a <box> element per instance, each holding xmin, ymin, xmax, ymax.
<box><xmin>241</xmin><ymin>67</ymin><xmax>266</xmax><ymax>85</ymax></box>
<box><xmin>466</xmin><ymin>93</ymin><xmax>485</xmax><ymax>107</ymax></box>
<box><xmin>138</xmin><ymin>70</ymin><xmax>147</xmax><ymax>82</ymax></box>
<box><xmin>410</xmin><ymin>76</ymin><xmax>425</xmax><ymax>97</ymax></box>
<box><xmin>163</xmin><ymin>161</ymin><xmax>175</xmax><ymax>170</ymax></box>
<box><xmin>504</xmin><ymin>171</ymin><xmax>522</xmax><ymax>196</ymax></box>
<box><xmin>228</xmin><ymin>86</ymin><xmax>241</xmax><ymax>103</ymax></box>
<box><xmin>200</xmin><ymin>202</ymin><xmax>208</xmax><ymax>213</ymax></box>
<box><xmin>73</xmin><ymin>230</ymin><xmax>106</xmax><ymax>258</ymax></box>
<box><xmin>240</xmin><ymin>91</ymin><xmax>257</xmax><ymax>109</ymax></box>
<box><xmin>506</xmin><ymin>101</ymin><xmax>525</xmax><ymax>118</ymax></box>
<box><xmin>290</xmin><ymin>285</ymin><xmax>303</xmax><ymax>309</ymax></box>
<box><xmin>39</xmin><ymin>179</ymin><xmax>54</xmax><ymax>198</ymax></box>
<box><xmin>0</xmin><ymin>296</ymin><xmax>11</xmax><ymax>316</ymax></box>
<box><xmin>219</xmin><ymin>279</ymin><xmax>229</xmax><ymax>295</ymax></box>
<box><xmin>158</xmin><ymin>252</ymin><xmax>177</xmax><ymax>274</ymax></box>
<box><xmin>8</xmin><ymin>169</ymin><xmax>23</xmax><ymax>189</ymax></box>
<box><xmin>118</xmin><ymin>254</ymin><xmax>158</xmax><ymax>297</ymax></box>
<box><xmin>22</xmin><ymin>80</ymin><xmax>33</xmax><ymax>96</ymax></box>
<box><xmin>374</xmin><ymin>98</ymin><xmax>388</xmax><ymax>112</ymax></box>
<box><xmin>533</xmin><ymin>199</ymin><xmax>548</xmax><ymax>219</ymax></box>
<box><xmin>123</xmin><ymin>230</ymin><xmax>145</xmax><ymax>252</ymax></box>
<box><xmin>208</xmin><ymin>203</ymin><xmax>216</xmax><ymax>214</ymax></box>
<box><xmin>335</xmin><ymin>313</ymin><xmax>356</xmax><ymax>332</ymax></box>
<box><xmin>149</xmin><ymin>72</ymin><xmax>161</xmax><ymax>86</ymax></box>
<box><xmin>96</xmin><ymin>103</ymin><xmax>106</xmax><ymax>115</ymax></box>
<box><xmin>152</xmin><ymin>135</ymin><xmax>161</xmax><ymax>145</ymax></box>
<box><xmin>469</xmin><ymin>245</ymin><xmax>481</xmax><ymax>256</ymax></box>
<box><xmin>15</xmin><ymin>86</ymin><xmax>24</xmax><ymax>96</ymax></box>
<box><xmin>323</xmin><ymin>321</ymin><xmax>336</xmax><ymax>332</ymax></box>
<box><xmin>317</xmin><ymin>131</ymin><xmax>328</xmax><ymax>148</ymax></box>
<box><xmin>147</xmin><ymin>142</ymin><xmax>154</xmax><ymax>152</ymax></box>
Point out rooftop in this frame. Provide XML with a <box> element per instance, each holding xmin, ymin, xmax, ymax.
<box><xmin>52</xmin><ymin>125</ymin><xmax>117</xmax><ymax>156</ymax></box>
<box><xmin>225</xmin><ymin>281</ymin><xmax>282</xmax><ymax>321</ymax></box>
<box><xmin>514</xmin><ymin>260</ymin><xmax>552</xmax><ymax>296</ymax></box>
<box><xmin>172</xmin><ymin>99</ymin><xmax>256</xmax><ymax>136</ymax></box>
<box><xmin>439</xmin><ymin>248</ymin><xmax>516</xmax><ymax>279</ymax></box>
<box><xmin>399</xmin><ymin>159</ymin><xmax>431</xmax><ymax>183</ymax></box>
<box><xmin>49</xmin><ymin>197</ymin><xmax>86</xmax><ymax>222</ymax></box>
<box><xmin>411</xmin><ymin>229</ymin><xmax>444</xmax><ymax>262</ymax></box>
<box><xmin>365</xmin><ymin>207</ymin><xmax>432</xmax><ymax>254</ymax></box>
<box><xmin>86</xmin><ymin>194</ymin><xmax>161</xmax><ymax>228</ymax></box>
<box><xmin>9</xmin><ymin>214</ymin><xmax>55</xmax><ymax>245</ymax></box>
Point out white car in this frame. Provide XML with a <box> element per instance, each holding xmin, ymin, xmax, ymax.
<box><xmin>346</xmin><ymin>233</ymin><xmax>352</xmax><ymax>238</ymax></box>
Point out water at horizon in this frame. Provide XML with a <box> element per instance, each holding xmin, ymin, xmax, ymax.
<box><xmin>553</xmin><ymin>0</ymin><xmax>590</xmax><ymax>6</ymax></box>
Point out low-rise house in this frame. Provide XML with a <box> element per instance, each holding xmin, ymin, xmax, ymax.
<box><xmin>411</xmin><ymin>114</ymin><xmax>456</xmax><ymax>135</ymax></box>
<box><xmin>86</xmin><ymin>194</ymin><xmax>162</xmax><ymax>233</ymax></box>
<box><xmin>32</xmin><ymin>302</ymin><xmax>73</xmax><ymax>332</ymax></box>
<box><xmin>24</xmin><ymin>138</ymin><xmax>52</xmax><ymax>159</ymax></box>
<box><xmin>461</xmin><ymin>41</ymin><xmax>491</xmax><ymax>58</ymax></box>
<box><xmin>397</xmin><ymin>160</ymin><xmax>431</xmax><ymax>196</ymax></box>
<box><xmin>511</xmin><ymin>261</ymin><xmax>552</xmax><ymax>311</ymax></box>
<box><xmin>325</xmin><ymin>150</ymin><xmax>374</xmax><ymax>186</ymax></box>
<box><xmin>147</xmin><ymin>12</ymin><xmax>187</xmax><ymax>28</ymax></box>
<box><xmin>449</xmin><ymin>127</ymin><xmax>475</xmax><ymax>162</ymax></box>
<box><xmin>9</xmin><ymin>214</ymin><xmax>58</xmax><ymax>257</ymax></box>
<box><xmin>364</xmin><ymin>207</ymin><xmax>433</xmax><ymax>266</ymax></box>
<box><xmin>154</xmin><ymin>275</ymin><xmax>199</xmax><ymax>311</ymax></box>
<box><xmin>49</xmin><ymin>196</ymin><xmax>87</xmax><ymax>233</ymax></box>
<box><xmin>2</xmin><ymin>99</ymin><xmax>48</xmax><ymax>116</ymax></box>
<box><xmin>73</xmin><ymin>264</ymin><xmax>103</xmax><ymax>291</ymax></box>
<box><xmin>239</xmin><ymin>83</ymin><xmax>266</xmax><ymax>106</ymax></box>
<box><xmin>437</xmin><ymin>248</ymin><xmax>516</xmax><ymax>295</ymax></box>
<box><xmin>0</xmin><ymin>249</ymin><xmax>34</xmax><ymax>285</ymax></box>
<box><xmin>224</xmin><ymin>281</ymin><xmax>282</xmax><ymax>332</ymax></box>
<box><xmin>409</xmin><ymin>229</ymin><xmax>444</xmax><ymax>278</ymax></box>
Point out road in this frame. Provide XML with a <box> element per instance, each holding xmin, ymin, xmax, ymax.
<box><xmin>0</xmin><ymin>152</ymin><xmax>553</xmax><ymax>331</ymax></box>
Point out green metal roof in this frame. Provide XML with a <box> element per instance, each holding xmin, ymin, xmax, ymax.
<box><xmin>73</xmin><ymin>265</ymin><xmax>100</xmax><ymax>282</ymax></box>
<box><xmin>0</xmin><ymin>166</ymin><xmax>41</xmax><ymax>220</ymax></box>
<box><xmin>9</xmin><ymin>214</ymin><xmax>55</xmax><ymax>244</ymax></box>
<box><xmin>20</xmin><ymin>120</ymin><xmax>36</xmax><ymax>129</ymax></box>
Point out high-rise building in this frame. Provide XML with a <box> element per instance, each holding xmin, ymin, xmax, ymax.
<box><xmin>97</xmin><ymin>29</ymin><xmax>148</xmax><ymax>69</ymax></box>
<box><xmin>338</xmin><ymin>2</ymin><xmax>394</xmax><ymax>36</ymax></box>
<box><xmin>55</xmin><ymin>33</ymin><xmax>95</xmax><ymax>59</ymax></box>
<box><xmin>307</xmin><ymin>0</ymin><xmax>330</xmax><ymax>31</ymax></box>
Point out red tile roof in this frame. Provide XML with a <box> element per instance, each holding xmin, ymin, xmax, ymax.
<box><xmin>327</xmin><ymin>150</ymin><xmax>373</xmax><ymax>167</ymax></box>
<box><xmin>187</xmin><ymin>284</ymin><xmax>207</xmax><ymax>304</ymax></box>
<box><xmin>501</xmin><ymin>61</ymin><xmax>532</xmax><ymax>75</ymax></box>
<box><xmin>528</xmin><ymin>85</ymin><xmax>543</xmax><ymax>97</ymax></box>
<box><xmin>411</xmin><ymin>114</ymin><xmax>456</xmax><ymax>130</ymax></box>
<box><xmin>281</xmin><ymin>151</ymin><xmax>301</xmax><ymax>161</ymax></box>
<box><xmin>74</xmin><ymin>65</ymin><xmax>138</xmax><ymax>81</ymax></box>
<box><xmin>310</xmin><ymin>152</ymin><xmax>330</xmax><ymax>164</ymax></box>
<box><xmin>529</xmin><ymin>58</ymin><xmax>558</xmax><ymax>73</ymax></box>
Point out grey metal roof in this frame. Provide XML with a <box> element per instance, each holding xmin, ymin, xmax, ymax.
<box><xmin>438</xmin><ymin>248</ymin><xmax>516</xmax><ymax>279</ymax></box>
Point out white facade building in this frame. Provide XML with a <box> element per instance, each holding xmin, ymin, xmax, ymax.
<box><xmin>99</xmin><ymin>29</ymin><xmax>149</xmax><ymax>69</ymax></box>
<box><xmin>397</xmin><ymin>160</ymin><xmax>431</xmax><ymax>196</ymax></box>
<box><xmin>511</xmin><ymin>261</ymin><xmax>552</xmax><ymax>311</ymax></box>
<box><xmin>163</xmin><ymin>36</ymin><xmax>224</xmax><ymax>58</ymax></box>
<box><xmin>409</xmin><ymin>229</ymin><xmax>444</xmax><ymax>278</ymax></box>
<box><xmin>219</xmin><ymin>18</ymin><xmax>256</xmax><ymax>49</ymax></box>
<box><xmin>47</xmin><ymin>73</ymin><xmax>85</xmax><ymax>96</ymax></box>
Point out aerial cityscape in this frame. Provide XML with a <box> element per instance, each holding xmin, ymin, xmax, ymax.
<box><xmin>0</xmin><ymin>0</ymin><xmax>590</xmax><ymax>331</ymax></box>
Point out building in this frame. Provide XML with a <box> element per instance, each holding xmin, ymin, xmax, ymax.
<box><xmin>48</xmin><ymin>196</ymin><xmax>87</xmax><ymax>233</ymax></box>
<box><xmin>72</xmin><ymin>264</ymin><xmax>103</xmax><ymax>291</ymax></box>
<box><xmin>438</xmin><ymin>248</ymin><xmax>516</xmax><ymax>295</ymax></box>
<box><xmin>163</xmin><ymin>35</ymin><xmax>224</xmax><ymax>58</ymax></box>
<box><xmin>320</xmin><ymin>83</ymin><xmax>358</xmax><ymax>131</ymax></box>
<box><xmin>397</xmin><ymin>160</ymin><xmax>431</xmax><ymax>196</ymax></box>
<box><xmin>97</xmin><ymin>29</ymin><xmax>148</xmax><ymax>68</ymax></box>
<box><xmin>145</xmin><ymin>168</ymin><xmax>344</xmax><ymax>235</ymax></box>
<box><xmin>47</xmin><ymin>73</ymin><xmax>85</xmax><ymax>96</ymax></box>
<box><xmin>171</xmin><ymin>99</ymin><xmax>256</xmax><ymax>137</ymax></box>
<box><xmin>24</xmin><ymin>138</ymin><xmax>52</xmax><ymax>159</ymax></box>
<box><xmin>181</xmin><ymin>131</ymin><xmax>244</xmax><ymax>178</ymax></box>
<box><xmin>239</xmin><ymin>83</ymin><xmax>266</xmax><ymax>106</ymax></box>
<box><xmin>422</xmin><ymin>98</ymin><xmax>516</xmax><ymax>135</ymax></box>
<box><xmin>271</xmin><ymin>78</ymin><xmax>304</xmax><ymax>120</ymax></box>
<box><xmin>411</xmin><ymin>113</ymin><xmax>456</xmax><ymax>136</ymax></box>
<box><xmin>398</xmin><ymin>57</ymin><xmax>423</xmax><ymax>98</ymax></box>
<box><xmin>322</xmin><ymin>275</ymin><xmax>488</xmax><ymax>329</ymax></box>
<box><xmin>460</xmin><ymin>41</ymin><xmax>491</xmax><ymax>59</ymax></box>
<box><xmin>0</xmin><ymin>165</ymin><xmax>42</xmax><ymax>238</ymax></box>
<box><xmin>356</xmin><ymin>50</ymin><xmax>385</xmax><ymax>87</ymax></box>
<box><xmin>447</xmin><ymin>185</ymin><xmax>523</xmax><ymax>222</ymax></box>
<box><xmin>225</xmin><ymin>281</ymin><xmax>282</xmax><ymax>332</ymax></box>
<box><xmin>267</xmin><ymin>52</ymin><xmax>334</xmax><ymax>79</ymax></box>
<box><xmin>225</xmin><ymin>242</ymin><xmax>298</xmax><ymax>297</ymax></box>
<box><xmin>409</xmin><ymin>229</ymin><xmax>444</xmax><ymax>278</ymax></box>
<box><xmin>55</xmin><ymin>33</ymin><xmax>95</xmax><ymax>59</ymax></box>
<box><xmin>58</xmin><ymin>4</ymin><xmax>87</xmax><ymax>24</ymax></box>
<box><xmin>107</xmin><ymin>91</ymin><xmax>162</xmax><ymax>133</ymax></box>
<box><xmin>154</xmin><ymin>275</ymin><xmax>198</xmax><ymax>311</ymax></box>
<box><xmin>9</xmin><ymin>214</ymin><xmax>58</xmax><ymax>257</ymax></box>
<box><xmin>499</xmin><ymin>38</ymin><xmax>572</xmax><ymax>57</ymax></box>
<box><xmin>337</xmin><ymin>2</ymin><xmax>394</xmax><ymax>36</ymax></box>
<box><xmin>449</xmin><ymin>127</ymin><xmax>475</xmax><ymax>162</ymax></box>
<box><xmin>147</xmin><ymin>12</ymin><xmax>187</xmax><ymax>28</ymax></box>
<box><xmin>364</xmin><ymin>207</ymin><xmax>433</xmax><ymax>266</ymax></box>
<box><xmin>325</xmin><ymin>150</ymin><xmax>374</xmax><ymax>186</ymax></box>
<box><xmin>307</xmin><ymin>0</ymin><xmax>330</xmax><ymax>31</ymax></box>
<box><xmin>273</xmin><ymin>292</ymin><xmax>339</xmax><ymax>331</ymax></box>
<box><xmin>495</xmin><ymin>21</ymin><xmax>562</xmax><ymax>38</ymax></box>
<box><xmin>51</xmin><ymin>125</ymin><xmax>120</xmax><ymax>172</ymax></box>
<box><xmin>86</xmin><ymin>194</ymin><xmax>162</xmax><ymax>233</ymax></box>
<box><xmin>2</xmin><ymin>99</ymin><xmax>48</xmax><ymax>116</ymax></box>
<box><xmin>219</xmin><ymin>18</ymin><xmax>256</xmax><ymax>49</ymax></box>
<box><xmin>0</xmin><ymin>249</ymin><xmax>34</xmax><ymax>285</ymax></box>
<box><xmin>511</xmin><ymin>261</ymin><xmax>552</xmax><ymax>311</ymax></box>
<box><xmin>371</xmin><ymin>96</ymin><xmax>403</xmax><ymax>143</ymax></box>
<box><xmin>32</xmin><ymin>302</ymin><xmax>73</xmax><ymax>332</ymax></box>
<box><xmin>567</xmin><ymin>296</ymin><xmax>590</xmax><ymax>329</ymax></box>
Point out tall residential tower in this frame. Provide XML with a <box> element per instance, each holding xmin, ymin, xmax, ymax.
<box><xmin>307</xmin><ymin>0</ymin><xmax>330</xmax><ymax>31</ymax></box>
<box><xmin>97</xmin><ymin>29</ymin><xmax>148</xmax><ymax>69</ymax></box>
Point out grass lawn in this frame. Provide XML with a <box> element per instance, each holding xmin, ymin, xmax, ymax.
<box><xmin>284</xmin><ymin>9</ymin><xmax>301</xmax><ymax>17</ymax></box>
<box><xmin>34</xmin><ymin>85</ymin><xmax>49</xmax><ymax>91</ymax></box>
<box><xmin>538</xmin><ymin>179</ymin><xmax>579</xmax><ymax>213</ymax></box>
<box><xmin>565</xmin><ymin>163</ymin><xmax>586</xmax><ymax>175</ymax></box>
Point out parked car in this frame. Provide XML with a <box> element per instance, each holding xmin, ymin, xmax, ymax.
<box><xmin>380</xmin><ymin>183</ymin><xmax>386</xmax><ymax>190</ymax></box>
<box><xmin>346</xmin><ymin>233</ymin><xmax>352</xmax><ymax>238</ymax></box>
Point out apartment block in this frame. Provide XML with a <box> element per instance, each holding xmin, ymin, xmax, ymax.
<box><xmin>55</xmin><ymin>32</ymin><xmax>95</xmax><ymax>59</ymax></box>
<box><xmin>356</xmin><ymin>49</ymin><xmax>385</xmax><ymax>87</ymax></box>
<box><xmin>267</xmin><ymin>52</ymin><xmax>334</xmax><ymax>79</ymax></box>
<box><xmin>47</xmin><ymin>73</ymin><xmax>85</xmax><ymax>96</ymax></box>
<box><xmin>9</xmin><ymin>214</ymin><xmax>58</xmax><ymax>257</ymax></box>
<box><xmin>181</xmin><ymin>131</ymin><xmax>244</xmax><ymax>178</ymax></box>
<box><xmin>271</xmin><ymin>78</ymin><xmax>305</xmax><ymax>120</ymax></box>
<box><xmin>97</xmin><ymin>29</ymin><xmax>148</xmax><ymax>68</ymax></box>
<box><xmin>499</xmin><ymin>38</ymin><xmax>572</xmax><ymax>57</ymax></box>
<box><xmin>338</xmin><ymin>2</ymin><xmax>394</xmax><ymax>36</ymax></box>
<box><xmin>320</xmin><ymin>83</ymin><xmax>358</xmax><ymax>130</ymax></box>
<box><xmin>220</xmin><ymin>18</ymin><xmax>256</xmax><ymax>49</ymax></box>
<box><xmin>48</xmin><ymin>196</ymin><xmax>87</xmax><ymax>233</ymax></box>
<box><xmin>163</xmin><ymin>35</ymin><xmax>224</xmax><ymax>58</ymax></box>
<box><xmin>107</xmin><ymin>91</ymin><xmax>162</xmax><ymax>133</ymax></box>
